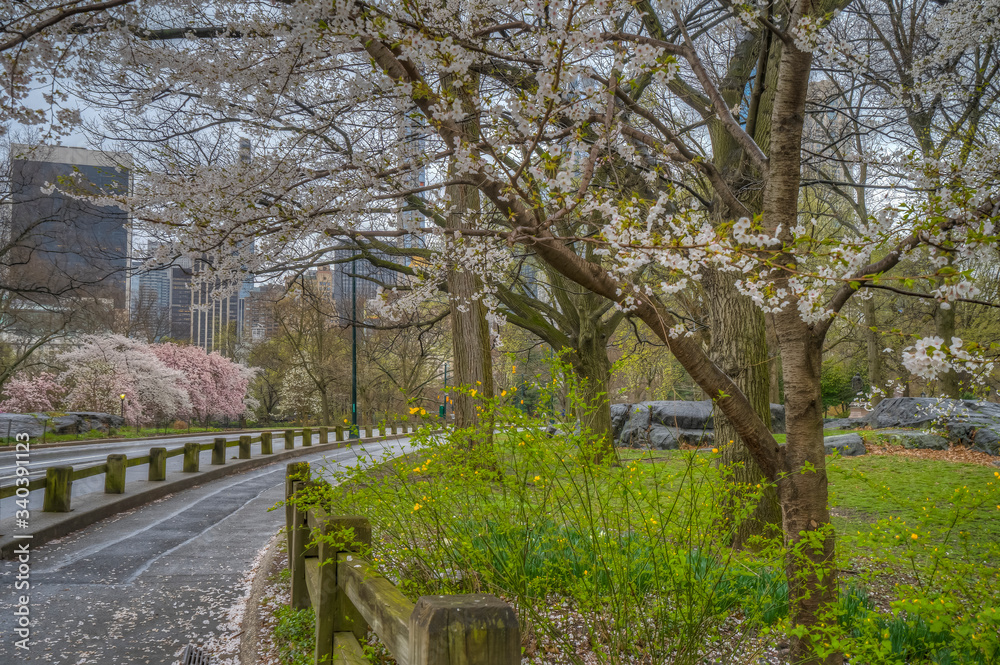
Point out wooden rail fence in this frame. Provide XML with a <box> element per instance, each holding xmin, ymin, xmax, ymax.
<box><xmin>0</xmin><ymin>422</ymin><xmax>410</xmax><ymax>512</ymax></box>
<box><xmin>285</xmin><ymin>464</ymin><xmax>519</xmax><ymax>665</ymax></box>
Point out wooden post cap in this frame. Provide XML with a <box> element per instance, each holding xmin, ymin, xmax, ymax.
<box><xmin>212</xmin><ymin>437</ymin><xmax>227</xmax><ymax>465</ymax></box>
<box><xmin>408</xmin><ymin>594</ymin><xmax>520</xmax><ymax>665</ymax></box>
<box><xmin>105</xmin><ymin>454</ymin><xmax>127</xmax><ymax>494</ymax></box>
<box><xmin>239</xmin><ymin>434</ymin><xmax>252</xmax><ymax>459</ymax></box>
<box><xmin>149</xmin><ymin>447</ymin><xmax>167</xmax><ymax>481</ymax></box>
<box><xmin>42</xmin><ymin>466</ymin><xmax>74</xmax><ymax>512</ymax></box>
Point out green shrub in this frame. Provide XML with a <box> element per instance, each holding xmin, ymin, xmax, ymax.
<box><xmin>299</xmin><ymin>361</ymin><xmax>1000</xmax><ymax>663</ymax></box>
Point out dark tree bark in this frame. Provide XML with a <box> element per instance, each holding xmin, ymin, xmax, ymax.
<box><xmin>705</xmin><ymin>271</ymin><xmax>782</xmax><ymax>547</ymax></box>
<box><xmin>445</xmin><ymin>183</ymin><xmax>495</xmax><ymax>430</ymax></box>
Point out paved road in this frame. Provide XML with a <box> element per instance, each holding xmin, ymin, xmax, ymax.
<box><xmin>0</xmin><ymin>429</ymin><xmax>401</xmax><ymax>517</ymax></box>
<box><xmin>0</xmin><ymin>437</ymin><xmax>414</xmax><ymax>664</ymax></box>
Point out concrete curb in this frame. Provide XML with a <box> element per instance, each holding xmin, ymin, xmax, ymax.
<box><xmin>0</xmin><ymin>435</ymin><xmax>386</xmax><ymax>559</ymax></box>
<box><xmin>239</xmin><ymin>533</ymin><xmax>284</xmax><ymax>665</ymax></box>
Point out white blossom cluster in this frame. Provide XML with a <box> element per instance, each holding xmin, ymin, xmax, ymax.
<box><xmin>901</xmin><ymin>336</ymin><xmax>994</xmax><ymax>382</ymax></box>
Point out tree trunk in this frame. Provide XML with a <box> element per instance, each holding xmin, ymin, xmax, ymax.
<box><xmin>762</xmin><ymin>3</ymin><xmax>841</xmax><ymax>658</ymax></box>
<box><xmin>864</xmin><ymin>296</ymin><xmax>883</xmax><ymax>407</ymax></box>
<box><xmin>570</xmin><ymin>321</ymin><xmax>615</xmax><ymax>463</ymax></box>
<box><xmin>934</xmin><ymin>300</ymin><xmax>960</xmax><ymax>398</ymax></box>
<box><xmin>442</xmin><ymin>70</ymin><xmax>494</xmax><ymax>435</ymax></box>
<box><xmin>767</xmin><ymin>316</ymin><xmax>782</xmax><ymax>405</ymax></box>
<box><xmin>445</xmin><ymin>181</ymin><xmax>495</xmax><ymax>432</ymax></box>
<box><xmin>320</xmin><ymin>390</ymin><xmax>331</xmax><ymax>427</ymax></box>
<box><xmin>775</xmin><ymin>316</ymin><xmax>839</xmax><ymax>665</ymax></box>
<box><xmin>704</xmin><ymin>270</ymin><xmax>781</xmax><ymax>547</ymax></box>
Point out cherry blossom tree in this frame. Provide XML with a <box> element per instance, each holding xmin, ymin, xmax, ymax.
<box><xmin>151</xmin><ymin>342</ymin><xmax>255</xmax><ymax>424</ymax></box>
<box><xmin>9</xmin><ymin>0</ymin><xmax>1000</xmax><ymax>660</ymax></box>
<box><xmin>58</xmin><ymin>334</ymin><xmax>190</xmax><ymax>425</ymax></box>
<box><xmin>0</xmin><ymin>371</ymin><xmax>65</xmax><ymax>412</ymax></box>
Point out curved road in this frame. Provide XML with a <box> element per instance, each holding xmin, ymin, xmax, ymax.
<box><xmin>0</xmin><ymin>437</ymin><xmax>414</xmax><ymax>664</ymax></box>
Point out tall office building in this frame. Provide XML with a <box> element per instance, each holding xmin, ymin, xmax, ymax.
<box><xmin>398</xmin><ymin>111</ymin><xmax>433</xmax><ymax>254</ymax></box>
<box><xmin>8</xmin><ymin>144</ymin><xmax>132</xmax><ymax>308</ymax></box>
<box><xmin>131</xmin><ymin>243</ymin><xmax>252</xmax><ymax>351</ymax></box>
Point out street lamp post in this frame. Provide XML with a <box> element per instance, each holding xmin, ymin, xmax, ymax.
<box><xmin>120</xmin><ymin>394</ymin><xmax>126</xmax><ymax>433</ymax></box>
<box><xmin>351</xmin><ymin>251</ymin><xmax>358</xmax><ymax>439</ymax></box>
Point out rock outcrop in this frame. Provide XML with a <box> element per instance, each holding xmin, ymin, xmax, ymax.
<box><xmin>611</xmin><ymin>400</ymin><xmax>785</xmax><ymax>449</ymax></box>
<box><xmin>864</xmin><ymin>397</ymin><xmax>1000</xmax><ymax>430</ymax></box>
<box><xmin>0</xmin><ymin>412</ymin><xmax>125</xmax><ymax>439</ymax></box>
<box><xmin>824</xmin><ymin>434</ymin><xmax>867</xmax><ymax>457</ymax></box>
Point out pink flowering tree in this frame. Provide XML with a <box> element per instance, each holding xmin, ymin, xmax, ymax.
<box><xmin>0</xmin><ymin>372</ymin><xmax>66</xmax><ymax>413</ymax></box>
<box><xmin>58</xmin><ymin>335</ymin><xmax>191</xmax><ymax>426</ymax></box>
<box><xmin>152</xmin><ymin>342</ymin><xmax>256</xmax><ymax>424</ymax></box>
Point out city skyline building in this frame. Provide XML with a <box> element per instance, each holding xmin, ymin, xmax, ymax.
<box><xmin>7</xmin><ymin>144</ymin><xmax>132</xmax><ymax>309</ymax></box>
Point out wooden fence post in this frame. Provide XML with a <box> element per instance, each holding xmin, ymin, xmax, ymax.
<box><xmin>183</xmin><ymin>442</ymin><xmax>200</xmax><ymax>472</ymax></box>
<box><xmin>212</xmin><ymin>437</ymin><xmax>227</xmax><ymax>465</ymax></box>
<box><xmin>239</xmin><ymin>435</ymin><xmax>252</xmax><ymax>459</ymax></box>
<box><xmin>335</xmin><ymin>425</ymin><xmax>344</xmax><ymax>443</ymax></box>
<box><xmin>261</xmin><ymin>432</ymin><xmax>273</xmax><ymax>454</ymax></box>
<box><xmin>149</xmin><ymin>447</ymin><xmax>167</xmax><ymax>481</ymax></box>
<box><xmin>319</xmin><ymin>427</ymin><xmax>329</xmax><ymax>444</ymax></box>
<box><xmin>302</xmin><ymin>427</ymin><xmax>312</xmax><ymax>447</ymax></box>
<box><xmin>105</xmin><ymin>454</ymin><xmax>127</xmax><ymax>494</ymax></box>
<box><xmin>42</xmin><ymin>466</ymin><xmax>73</xmax><ymax>512</ymax></box>
<box><xmin>285</xmin><ymin>463</ymin><xmax>310</xmax><ymax>561</ymax></box>
<box><xmin>290</xmin><ymin>480</ymin><xmax>310</xmax><ymax>610</ymax></box>
<box><xmin>313</xmin><ymin>512</ymin><xmax>372</xmax><ymax>663</ymax></box>
<box><xmin>408</xmin><ymin>595</ymin><xmax>520</xmax><ymax>665</ymax></box>
<box><xmin>285</xmin><ymin>429</ymin><xmax>295</xmax><ymax>450</ymax></box>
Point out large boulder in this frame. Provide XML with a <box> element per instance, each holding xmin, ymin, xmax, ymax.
<box><xmin>864</xmin><ymin>397</ymin><xmax>1000</xmax><ymax>431</ymax></box>
<box><xmin>618</xmin><ymin>404</ymin><xmax>677</xmax><ymax>448</ymax></box>
<box><xmin>646</xmin><ymin>401</ymin><xmax>714</xmax><ymax>430</ymax></box>
<box><xmin>0</xmin><ymin>411</ymin><xmax>123</xmax><ymax>438</ymax></box>
<box><xmin>0</xmin><ymin>413</ymin><xmax>48</xmax><ymax>439</ymax></box>
<box><xmin>67</xmin><ymin>412</ymin><xmax>124</xmax><ymax>432</ymax></box>
<box><xmin>973</xmin><ymin>428</ymin><xmax>1000</xmax><ymax>456</ymax></box>
<box><xmin>49</xmin><ymin>414</ymin><xmax>84</xmax><ymax>434</ymax></box>
<box><xmin>610</xmin><ymin>403</ymin><xmax>630</xmax><ymax>442</ymax></box>
<box><xmin>612</xmin><ymin>400</ymin><xmax>785</xmax><ymax>447</ymax></box>
<box><xmin>675</xmin><ymin>429</ymin><xmax>714</xmax><ymax>447</ymax></box>
<box><xmin>824</xmin><ymin>434</ymin><xmax>867</xmax><ymax>456</ymax></box>
<box><xmin>647</xmin><ymin>425</ymin><xmax>679</xmax><ymax>450</ymax></box>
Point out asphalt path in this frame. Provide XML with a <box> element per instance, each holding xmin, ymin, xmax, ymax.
<box><xmin>0</xmin><ymin>429</ymin><xmax>397</xmax><ymax>518</ymax></box>
<box><xmin>0</xmin><ymin>436</ymin><xmax>414</xmax><ymax>664</ymax></box>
